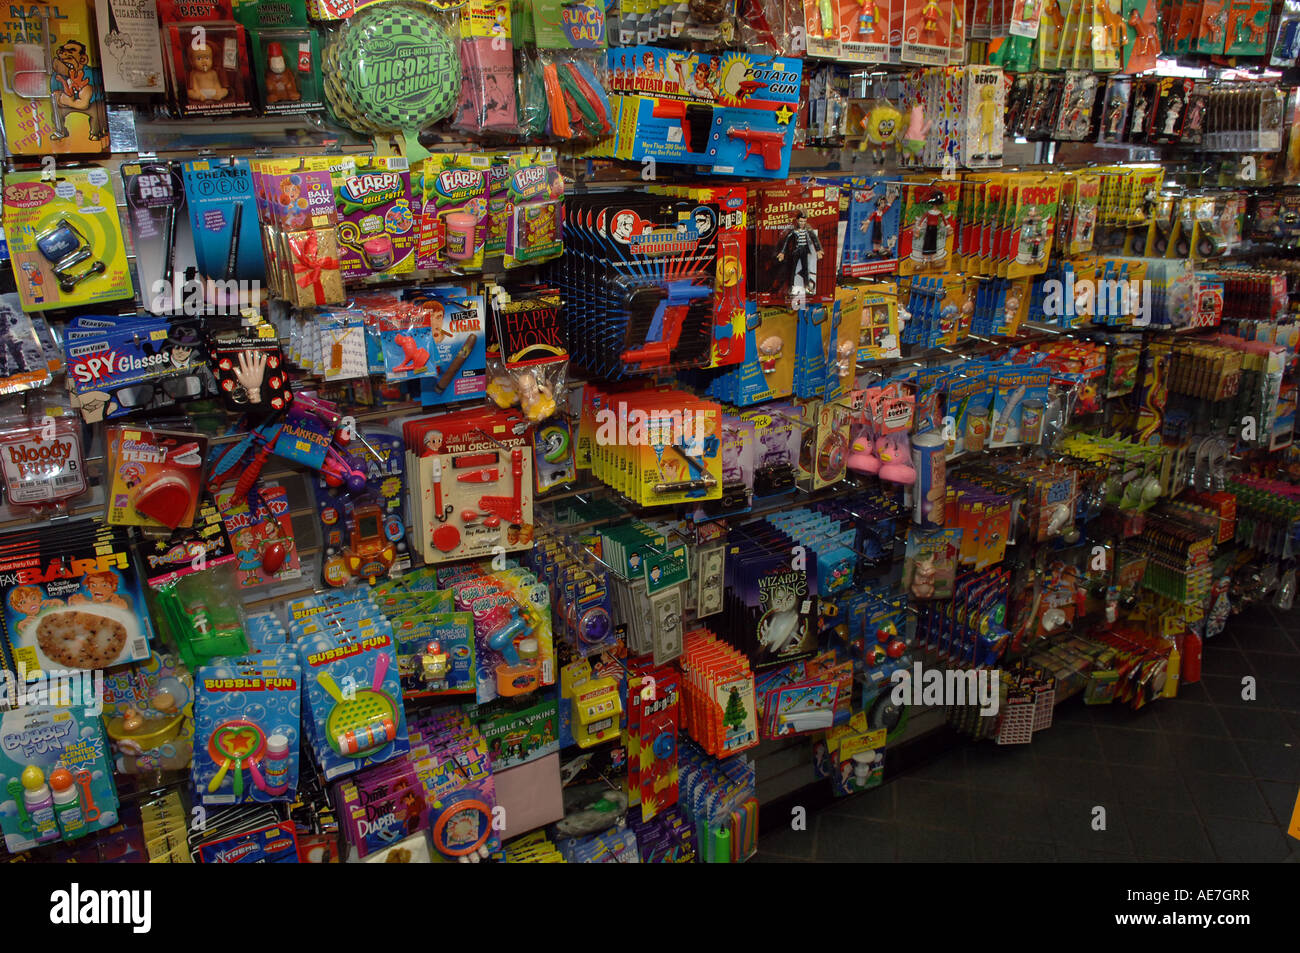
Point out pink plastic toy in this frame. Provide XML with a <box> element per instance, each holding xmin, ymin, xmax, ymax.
<box><xmin>875</xmin><ymin>432</ymin><xmax>916</xmax><ymax>484</ymax></box>
<box><xmin>847</xmin><ymin>436</ymin><xmax>880</xmax><ymax>474</ymax></box>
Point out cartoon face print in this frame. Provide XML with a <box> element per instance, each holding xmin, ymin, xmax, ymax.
<box><xmin>612</xmin><ymin>211</ymin><xmax>637</xmax><ymax>243</ymax></box>
<box><xmin>169</xmin><ymin>344</ymin><xmax>195</xmax><ymax>368</ymax></box>
<box><xmin>56</xmin><ymin>40</ymin><xmax>89</xmax><ymax>73</ymax></box>
<box><xmin>8</xmin><ymin>585</ymin><xmax>43</xmax><ymax>617</ymax></box>
<box><xmin>693</xmin><ymin>208</ymin><xmax>715</xmax><ymax>238</ymax></box>
<box><xmin>74</xmin><ymin>571</ymin><xmax>127</xmax><ymax>607</ymax></box>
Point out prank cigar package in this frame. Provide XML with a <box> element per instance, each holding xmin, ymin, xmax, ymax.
<box><xmin>414</xmin><ymin>290</ymin><xmax>488</xmax><ymax>407</ymax></box>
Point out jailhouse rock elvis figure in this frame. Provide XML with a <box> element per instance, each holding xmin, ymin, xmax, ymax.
<box><xmin>776</xmin><ymin>210</ymin><xmax>824</xmax><ymax>309</ymax></box>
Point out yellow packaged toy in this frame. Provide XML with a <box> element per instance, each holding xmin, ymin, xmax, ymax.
<box><xmin>0</xmin><ymin>0</ymin><xmax>109</xmax><ymax>156</ymax></box>
<box><xmin>3</xmin><ymin>167</ymin><xmax>134</xmax><ymax>312</ymax></box>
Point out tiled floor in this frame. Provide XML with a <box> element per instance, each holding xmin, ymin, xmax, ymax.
<box><xmin>757</xmin><ymin>604</ymin><xmax>1300</xmax><ymax>862</ymax></box>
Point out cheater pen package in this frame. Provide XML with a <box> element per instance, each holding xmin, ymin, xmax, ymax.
<box><xmin>182</xmin><ymin>157</ymin><xmax>267</xmax><ymax>299</ymax></box>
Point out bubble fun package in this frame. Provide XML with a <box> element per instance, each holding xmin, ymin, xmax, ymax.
<box><xmin>3</xmin><ymin>168</ymin><xmax>134</xmax><ymax>312</ymax></box>
<box><xmin>297</xmin><ymin>622</ymin><xmax>410</xmax><ymax>780</ymax></box>
<box><xmin>0</xmin><ymin>705</ymin><xmax>119</xmax><ymax>852</ymax></box>
<box><xmin>193</xmin><ymin>656</ymin><xmax>302</xmax><ymax>805</ymax></box>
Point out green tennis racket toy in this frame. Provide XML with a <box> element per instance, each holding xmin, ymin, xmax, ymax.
<box><xmin>316</xmin><ymin>652</ymin><xmax>399</xmax><ymax>757</ymax></box>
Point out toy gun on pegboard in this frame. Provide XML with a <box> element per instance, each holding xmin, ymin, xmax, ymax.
<box><xmin>620</xmin><ymin>280</ymin><xmax>713</xmax><ymax>372</ymax></box>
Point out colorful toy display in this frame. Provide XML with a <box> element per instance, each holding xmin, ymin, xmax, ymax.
<box><xmin>1</xmin><ymin>0</ymin><xmax>1299</xmax><ymax>877</ymax></box>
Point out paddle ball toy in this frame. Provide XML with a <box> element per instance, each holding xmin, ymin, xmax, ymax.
<box><xmin>206</xmin><ymin>718</ymin><xmax>270</xmax><ymax>799</ymax></box>
<box><xmin>315</xmin><ymin>653</ymin><xmax>400</xmax><ymax>757</ymax></box>
<box><xmin>333</xmin><ymin>1</ymin><xmax>462</xmax><ymax>135</ymax></box>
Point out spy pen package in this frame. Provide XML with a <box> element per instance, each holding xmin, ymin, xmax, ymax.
<box><xmin>122</xmin><ymin>161</ymin><xmax>200</xmax><ymax>314</ymax></box>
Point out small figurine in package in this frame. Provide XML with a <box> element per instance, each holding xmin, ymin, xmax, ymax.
<box><xmin>488</xmin><ymin>290</ymin><xmax>566</xmax><ymax>423</ymax></box>
<box><xmin>1098</xmin><ymin>79</ymin><xmax>1130</xmax><ymax>143</ymax></box>
<box><xmin>164</xmin><ymin>21</ymin><xmax>253</xmax><ymax>116</ymax></box>
<box><xmin>965</xmin><ymin>66</ymin><xmax>1004</xmax><ymax>166</ymax></box>
<box><xmin>251</xmin><ymin>31</ymin><xmax>323</xmax><ymax>114</ymax></box>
